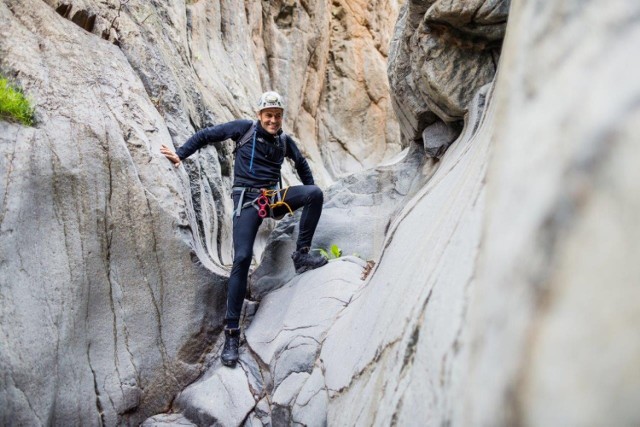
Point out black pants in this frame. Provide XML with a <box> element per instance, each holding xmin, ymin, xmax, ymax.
<box><xmin>225</xmin><ymin>184</ymin><xmax>323</xmax><ymax>328</ymax></box>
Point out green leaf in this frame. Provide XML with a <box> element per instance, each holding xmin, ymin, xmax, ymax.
<box><xmin>330</xmin><ymin>244</ymin><xmax>342</xmax><ymax>258</ymax></box>
<box><xmin>318</xmin><ymin>248</ymin><xmax>329</xmax><ymax>260</ymax></box>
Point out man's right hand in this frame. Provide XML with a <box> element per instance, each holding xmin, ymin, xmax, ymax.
<box><xmin>160</xmin><ymin>144</ymin><xmax>181</xmax><ymax>167</ymax></box>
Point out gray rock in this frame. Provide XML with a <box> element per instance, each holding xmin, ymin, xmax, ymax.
<box><xmin>388</xmin><ymin>0</ymin><xmax>508</xmax><ymax>143</ymax></box>
<box><xmin>271</xmin><ymin>372</ymin><xmax>310</xmax><ymax>426</ymax></box>
<box><xmin>141</xmin><ymin>413</ymin><xmax>197</xmax><ymax>427</ymax></box>
<box><xmin>243</xmin><ymin>413</ymin><xmax>265</xmax><ymax>427</ymax></box>
<box><xmin>0</xmin><ymin>0</ymin><xmax>402</xmax><ymax>424</ymax></box>
<box><xmin>0</xmin><ymin>2</ymin><xmax>227</xmax><ymax>425</ymax></box>
<box><xmin>458</xmin><ymin>1</ymin><xmax>640</xmax><ymax>425</ymax></box>
<box><xmin>291</xmin><ymin>367</ymin><xmax>329</xmax><ymax>427</ymax></box>
<box><xmin>321</xmin><ymin>85</ymin><xmax>491</xmax><ymax>426</ymax></box>
<box><xmin>271</xmin><ymin>335</ymin><xmax>319</xmax><ymax>389</ymax></box>
<box><xmin>272</xmin><ymin>372</ymin><xmax>310</xmax><ymax>408</ymax></box>
<box><xmin>246</xmin><ymin>258</ymin><xmax>364</xmax><ymax>370</ymax></box>
<box><xmin>322</xmin><ymin>0</ymin><xmax>640</xmax><ymax>425</ymax></box>
<box><xmin>250</xmin><ymin>144</ymin><xmax>435</xmax><ymax>298</ymax></box>
<box><xmin>421</xmin><ymin>120</ymin><xmax>463</xmax><ymax>158</ymax></box>
<box><xmin>9</xmin><ymin>0</ymin><xmax>639</xmax><ymax>426</ymax></box>
<box><xmin>425</xmin><ymin>0</ymin><xmax>510</xmax><ymax>41</ymax></box>
<box><xmin>175</xmin><ymin>363</ymin><xmax>256</xmax><ymax>427</ymax></box>
<box><xmin>248</xmin><ymin>215</ymin><xmax>301</xmax><ymax>299</ymax></box>
<box><xmin>252</xmin><ymin>397</ymin><xmax>272</xmax><ymax>427</ymax></box>
<box><xmin>238</xmin><ymin>344</ymin><xmax>266</xmax><ymax>398</ymax></box>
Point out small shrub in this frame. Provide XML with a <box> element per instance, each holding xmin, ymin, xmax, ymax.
<box><xmin>0</xmin><ymin>76</ymin><xmax>35</xmax><ymax>126</ymax></box>
<box><xmin>318</xmin><ymin>244</ymin><xmax>343</xmax><ymax>260</ymax></box>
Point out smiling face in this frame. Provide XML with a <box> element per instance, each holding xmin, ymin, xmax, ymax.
<box><xmin>258</xmin><ymin>108</ymin><xmax>283</xmax><ymax>135</ymax></box>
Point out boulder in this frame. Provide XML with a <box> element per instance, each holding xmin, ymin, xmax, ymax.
<box><xmin>174</xmin><ymin>362</ymin><xmax>256</xmax><ymax>427</ymax></box>
<box><xmin>388</xmin><ymin>0</ymin><xmax>508</xmax><ymax>148</ymax></box>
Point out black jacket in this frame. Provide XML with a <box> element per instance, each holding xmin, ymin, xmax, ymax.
<box><xmin>176</xmin><ymin>119</ymin><xmax>314</xmax><ymax>188</ymax></box>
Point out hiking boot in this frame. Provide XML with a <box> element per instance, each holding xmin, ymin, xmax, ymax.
<box><xmin>291</xmin><ymin>247</ymin><xmax>328</xmax><ymax>274</ymax></box>
<box><xmin>221</xmin><ymin>328</ymin><xmax>240</xmax><ymax>367</ymax></box>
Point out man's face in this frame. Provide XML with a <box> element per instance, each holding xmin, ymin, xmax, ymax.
<box><xmin>258</xmin><ymin>108</ymin><xmax>283</xmax><ymax>135</ymax></box>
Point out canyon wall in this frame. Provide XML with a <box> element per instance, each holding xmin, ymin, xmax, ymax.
<box><xmin>0</xmin><ymin>0</ymin><xmax>400</xmax><ymax>425</ymax></box>
<box><xmin>162</xmin><ymin>0</ymin><xmax>640</xmax><ymax>425</ymax></box>
<box><xmin>2</xmin><ymin>0</ymin><xmax>639</xmax><ymax>426</ymax></box>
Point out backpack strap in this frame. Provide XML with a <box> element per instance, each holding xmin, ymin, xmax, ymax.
<box><xmin>234</xmin><ymin>120</ymin><xmax>288</xmax><ymax>158</ymax></box>
<box><xmin>279</xmin><ymin>132</ymin><xmax>287</xmax><ymax>158</ymax></box>
<box><xmin>233</xmin><ymin>120</ymin><xmax>258</xmax><ymax>154</ymax></box>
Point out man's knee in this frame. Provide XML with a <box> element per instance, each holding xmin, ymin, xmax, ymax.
<box><xmin>233</xmin><ymin>250</ymin><xmax>253</xmax><ymax>267</ymax></box>
<box><xmin>305</xmin><ymin>185</ymin><xmax>323</xmax><ymax>204</ymax></box>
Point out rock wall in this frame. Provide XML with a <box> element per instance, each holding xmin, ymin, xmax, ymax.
<box><xmin>322</xmin><ymin>0</ymin><xmax>640</xmax><ymax>425</ymax></box>
<box><xmin>462</xmin><ymin>1</ymin><xmax>640</xmax><ymax>424</ymax></box>
<box><xmin>3</xmin><ymin>0</ymin><xmax>639</xmax><ymax>425</ymax></box>
<box><xmin>148</xmin><ymin>0</ymin><xmax>640</xmax><ymax>425</ymax></box>
<box><xmin>0</xmin><ymin>1</ymin><xmax>226</xmax><ymax>425</ymax></box>
<box><xmin>0</xmin><ymin>0</ymin><xmax>400</xmax><ymax>425</ymax></box>
<box><xmin>389</xmin><ymin>0</ymin><xmax>507</xmax><ymax>156</ymax></box>
<box><xmin>316</xmin><ymin>0</ymin><xmax>402</xmax><ymax>177</ymax></box>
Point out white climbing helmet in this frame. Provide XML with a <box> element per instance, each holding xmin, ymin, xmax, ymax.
<box><xmin>257</xmin><ymin>91</ymin><xmax>285</xmax><ymax>112</ymax></box>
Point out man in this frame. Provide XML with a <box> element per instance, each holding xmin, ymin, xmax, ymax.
<box><xmin>160</xmin><ymin>91</ymin><xmax>327</xmax><ymax>367</ymax></box>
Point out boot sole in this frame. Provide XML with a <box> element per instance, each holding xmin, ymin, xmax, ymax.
<box><xmin>221</xmin><ymin>358</ymin><xmax>237</xmax><ymax>367</ymax></box>
<box><xmin>295</xmin><ymin>260</ymin><xmax>328</xmax><ymax>274</ymax></box>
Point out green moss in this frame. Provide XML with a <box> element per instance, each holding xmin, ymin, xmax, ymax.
<box><xmin>0</xmin><ymin>76</ymin><xmax>35</xmax><ymax>126</ymax></box>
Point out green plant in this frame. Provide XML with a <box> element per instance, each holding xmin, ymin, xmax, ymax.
<box><xmin>0</xmin><ymin>76</ymin><xmax>35</xmax><ymax>126</ymax></box>
<box><xmin>318</xmin><ymin>244</ymin><xmax>343</xmax><ymax>260</ymax></box>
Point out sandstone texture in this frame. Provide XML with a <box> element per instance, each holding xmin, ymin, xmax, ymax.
<box><xmin>316</xmin><ymin>0</ymin><xmax>403</xmax><ymax>177</ymax></box>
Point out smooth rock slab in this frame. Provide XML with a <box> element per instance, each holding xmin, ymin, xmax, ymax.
<box><xmin>321</xmin><ymin>85</ymin><xmax>491</xmax><ymax>426</ymax></box>
<box><xmin>246</xmin><ymin>257</ymin><xmax>365</xmax><ymax>377</ymax></box>
<box><xmin>141</xmin><ymin>413</ymin><xmax>197</xmax><ymax>426</ymax></box>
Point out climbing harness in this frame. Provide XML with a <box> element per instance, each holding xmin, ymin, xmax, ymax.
<box><xmin>231</xmin><ymin>121</ymin><xmax>292</xmax><ymax>218</ymax></box>
<box><xmin>233</xmin><ymin>185</ymin><xmax>294</xmax><ymax>220</ymax></box>
<box><xmin>257</xmin><ymin>187</ymin><xmax>294</xmax><ymax>218</ymax></box>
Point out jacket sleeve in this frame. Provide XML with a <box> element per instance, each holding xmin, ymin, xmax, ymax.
<box><xmin>176</xmin><ymin>119</ymin><xmax>253</xmax><ymax>160</ymax></box>
<box><xmin>286</xmin><ymin>136</ymin><xmax>315</xmax><ymax>186</ymax></box>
